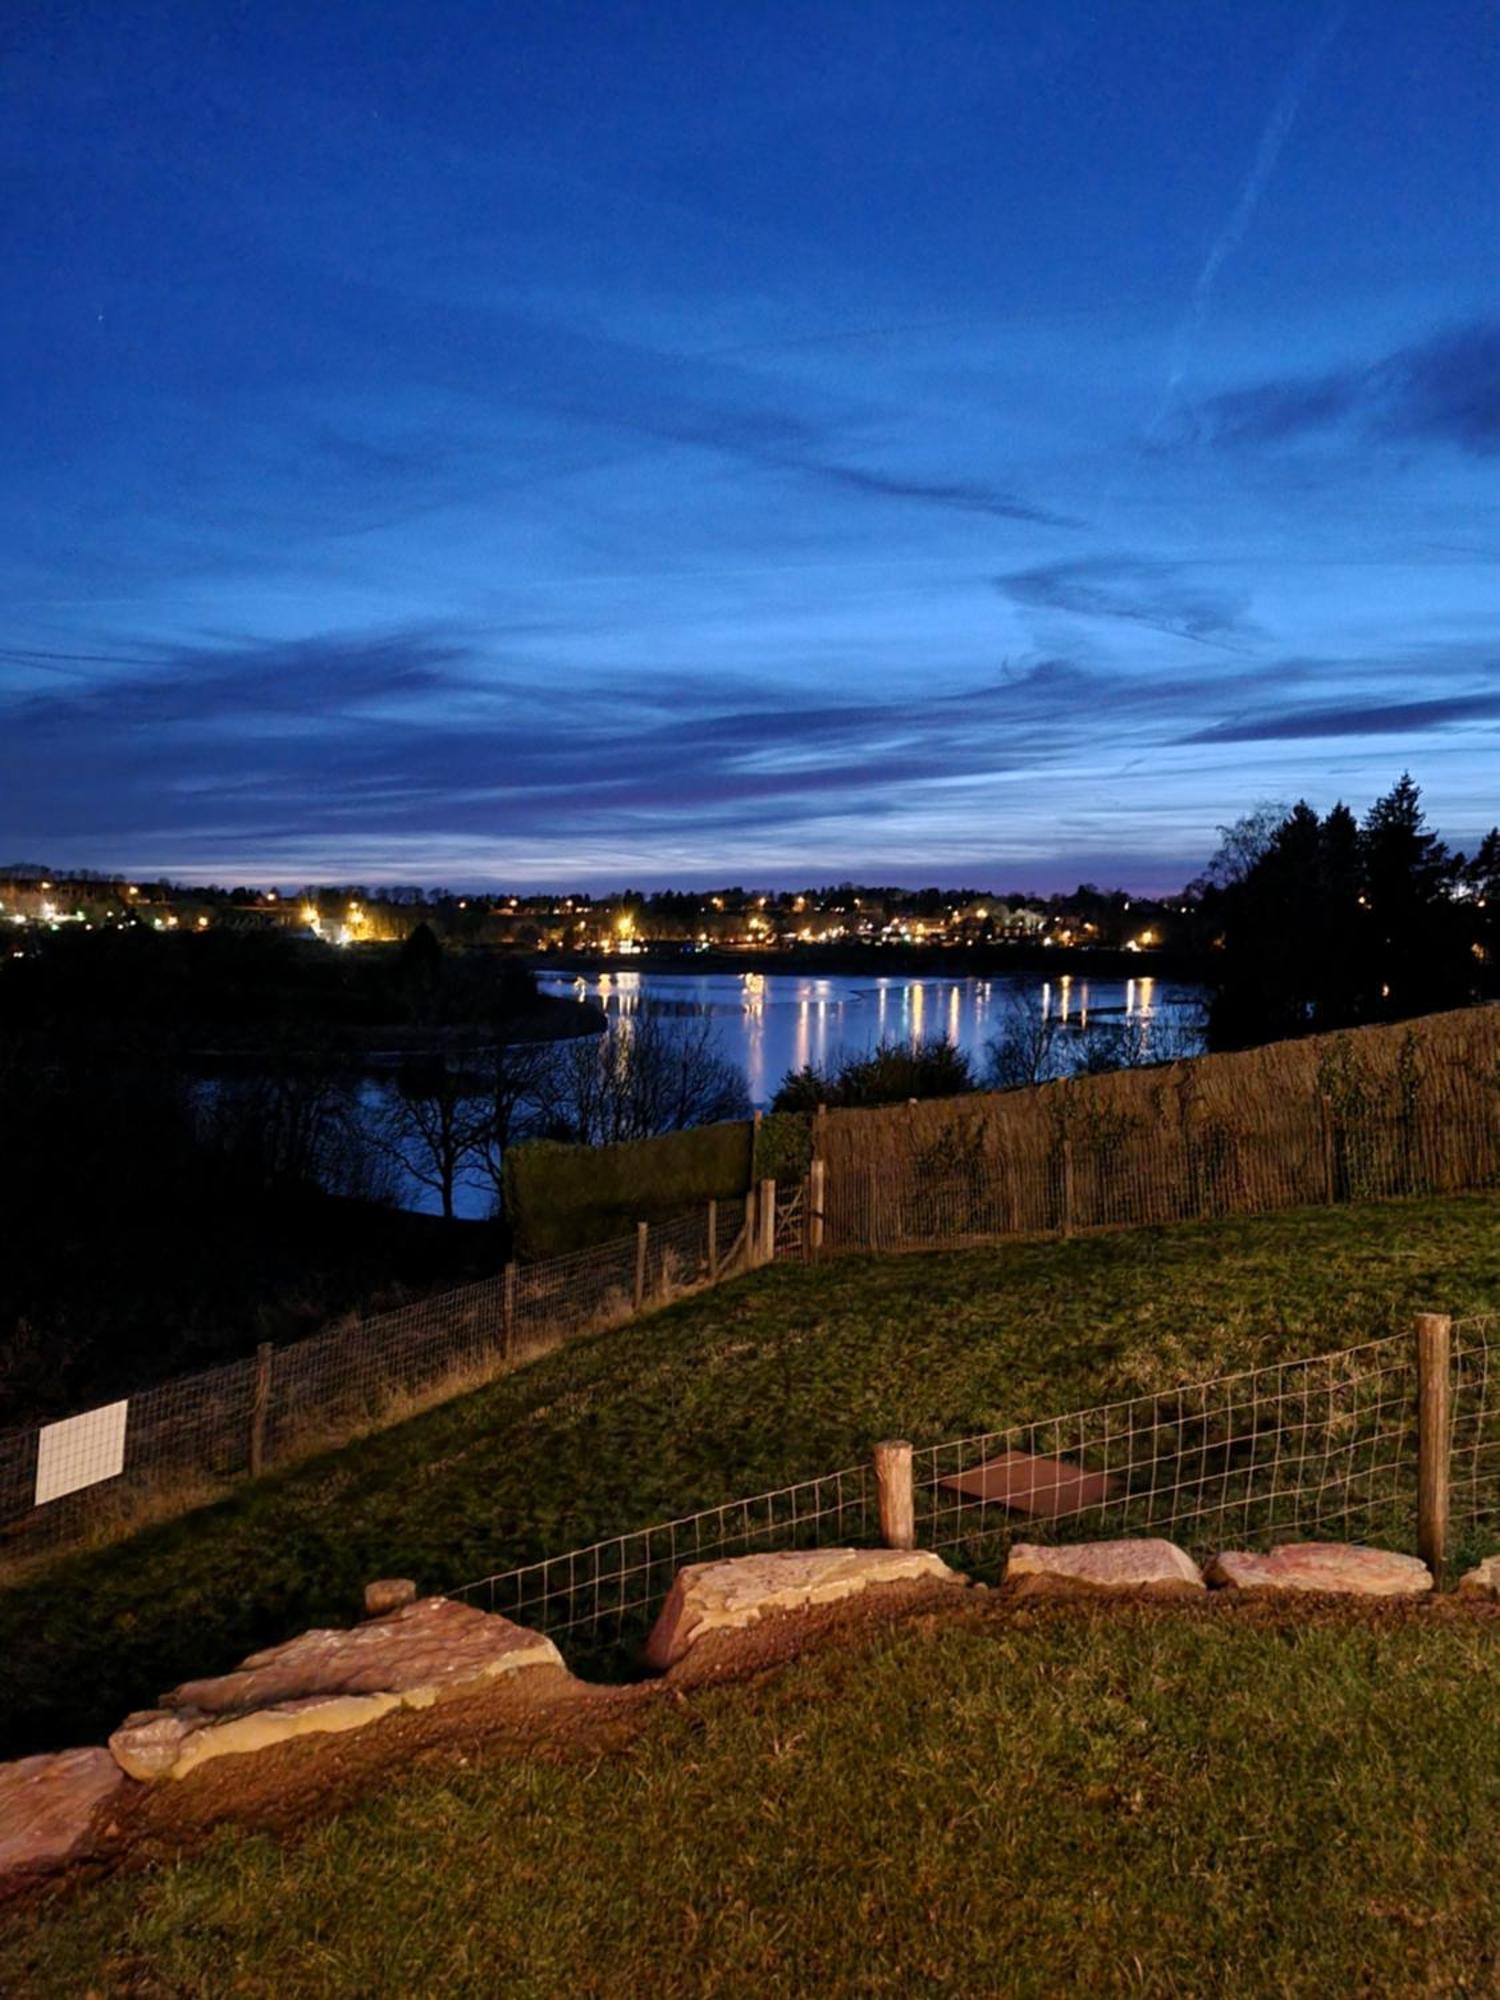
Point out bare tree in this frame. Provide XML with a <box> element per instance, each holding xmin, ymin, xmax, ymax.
<box><xmin>1073</xmin><ymin>1014</ymin><xmax>1152</xmax><ymax>1075</ymax></box>
<box><xmin>470</xmin><ymin>1036</ymin><xmax>556</xmax><ymax>1209</ymax></box>
<box><xmin>985</xmin><ymin>993</ymin><xmax>1068</xmax><ymax>1090</ymax></box>
<box><xmin>535</xmin><ymin>1005</ymin><xmax>749</xmax><ymax>1144</ymax></box>
<box><xmin>369</xmin><ymin>1054</ymin><xmax>490</xmax><ymax>1221</ymax></box>
<box><xmin>199</xmin><ymin>1033</ymin><xmax>382</xmax><ymax>1197</ymax></box>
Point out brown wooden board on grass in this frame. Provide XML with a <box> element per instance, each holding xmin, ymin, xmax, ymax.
<box><xmin>937</xmin><ymin>1450</ymin><xmax>1120</xmax><ymax>1520</ymax></box>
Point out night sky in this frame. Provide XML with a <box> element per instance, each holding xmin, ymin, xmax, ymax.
<box><xmin>2</xmin><ymin>1</ymin><xmax>1496</xmax><ymax>890</ymax></box>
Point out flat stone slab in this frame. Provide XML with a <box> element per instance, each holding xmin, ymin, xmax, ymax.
<box><xmin>1005</xmin><ymin>1538</ymin><xmax>1203</xmax><ymax>1594</ymax></box>
<box><xmin>1458</xmin><ymin>1555</ymin><xmax>1500</xmax><ymax>1599</ymax></box>
<box><xmin>110</xmin><ymin>1597</ymin><xmax>564</xmax><ymax>1781</ymax></box>
<box><xmin>644</xmin><ymin>1547</ymin><xmax>964</xmax><ymax>1670</ymax></box>
<box><xmin>940</xmin><ymin>1450</ymin><xmax>1120</xmax><ymax>1520</ymax></box>
<box><xmin>0</xmin><ymin>1747</ymin><xmax>124</xmax><ymax>1887</ymax></box>
<box><xmin>1206</xmin><ymin>1543</ymin><xmax>1433</xmax><ymax>1596</ymax></box>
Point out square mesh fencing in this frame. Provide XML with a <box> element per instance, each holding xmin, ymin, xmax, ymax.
<box><xmin>914</xmin><ymin>1334</ymin><xmax>1419</xmax><ymax>1568</ymax></box>
<box><xmin>454</xmin><ymin>1462</ymin><xmax>876</xmax><ymax>1661</ymax></box>
<box><xmin>1448</xmin><ymin>1313</ymin><xmax>1500</xmax><ymax>1564</ymax></box>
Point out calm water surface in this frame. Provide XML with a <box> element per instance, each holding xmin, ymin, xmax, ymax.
<box><xmin>537</xmin><ymin>968</ymin><xmax>1207</xmax><ymax>1107</ymax></box>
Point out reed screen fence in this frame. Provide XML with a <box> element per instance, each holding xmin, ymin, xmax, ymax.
<box><xmin>815</xmin><ymin>1098</ymin><xmax>1500</xmax><ymax>1254</ymax></box>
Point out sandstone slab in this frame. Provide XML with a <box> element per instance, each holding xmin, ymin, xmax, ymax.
<box><xmin>1004</xmin><ymin>1538</ymin><xmax>1203</xmax><ymax>1594</ymax></box>
<box><xmin>110</xmin><ymin>1693</ymin><xmax>403</xmax><ymax>1782</ymax></box>
<box><xmin>1206</xmin><ymin>1543</ymin><xmax>1433</xmax><ymax>1596</ymax></box>
<box><xmin>644</xmin><ymin>1547</ymin><xmax>964</xmax><ymax>1670</ymax></box>
<box><xmin>110</xmin><ymin>1596</ymin><xmax>564</xmax><ymax>1781</ymax></box>
<box><xmin>0</xmin><ymin>1747</ymin><xmax>124</xmax><ymax>1886</ymax></box>
<box><xmin>1458</xmin><ymin>1555</ymin><xmax>1500</xmax><ymax>1599</ymax></box>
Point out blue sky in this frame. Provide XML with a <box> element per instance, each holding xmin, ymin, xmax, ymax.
<box><xmin>1</xmin><ymin>0</ymin><xmax>1496</xmax><ymax>890</ymax></box>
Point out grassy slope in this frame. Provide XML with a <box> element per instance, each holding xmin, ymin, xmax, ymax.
<box><xmin>7</xmin><ymin>1604</ymin><xmax>1500</xmax><ymax>1997</ymax></box>
<box><xmin>6</xmin><ymin>1193</ymin><xmax>1500</xmax><ymax>1761</ymax></box>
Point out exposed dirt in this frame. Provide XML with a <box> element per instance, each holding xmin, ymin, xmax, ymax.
<box><xmin>20</xmin><ymin>1580</ymin><xmax>1500</xmax><ymax>1908</ymax></box>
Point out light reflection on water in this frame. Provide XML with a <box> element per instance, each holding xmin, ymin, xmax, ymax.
<box><xmin>539</xmin><ymin>968</ymin><xmax>1206</xmax><ymax>1108</ymax></box>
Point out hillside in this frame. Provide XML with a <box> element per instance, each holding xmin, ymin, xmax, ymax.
<box><xmin>5</xmin><ymin>1191</ymin><xmax>1500</xmax><ymax>1762</ymax></box>
<box><xmin>7</xmin><ymin>1595</ymin><xmax>1500</xmax><ymax>1996</ymax></box>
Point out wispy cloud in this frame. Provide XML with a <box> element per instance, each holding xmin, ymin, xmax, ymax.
<box><xmin>997</xmin><ymin>557</ymin><xmax>1261</xmax><ymax>652</ymax></box>
<box><xmin>1187</xmin><ymin>321</ymin><xmax>1500</xmax><ymax>456</ymax></box>
<box><xmin>1183</xmin><ymin>687</ymin><xmax>1500</xmax><ymax>744</ymax></box>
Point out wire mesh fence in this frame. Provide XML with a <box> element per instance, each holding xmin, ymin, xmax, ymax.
<box><xmin>0</xmin><ymin>1200</ymin><xmax>735</xmax><ymax>1560</ymax></box>
<box><xmin>454</xmin><ymin>1462</ymin><xmax>875</xmax><ymax>1663</ymax></box>
<box><xmin>6</xmin><ymin>1080</ymin><xmax>1499</xmax><ymax>1564</ymax></box>
<box><xmin>913</xmin><ymin>1334</ymin><xmax>1420</xmax><ymax>1567</ymax></box>
<box><xmin>454</xmin><ymin>1317</ymin><xmax>1497</xmax><ymax>1673</ymax></box>
<box><xmin>1449</xmin><ymin>1313</ymin><xmax>1500</xmax><ymax>1563</ymax></box>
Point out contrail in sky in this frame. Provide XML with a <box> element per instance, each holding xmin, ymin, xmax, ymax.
<box><xmin>1157</xmin><ymin>2</ymin><xmax>1349</xmax><ymax>428</ymax></box>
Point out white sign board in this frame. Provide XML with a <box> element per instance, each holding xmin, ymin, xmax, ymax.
<box><xmin>35</xmin><ymin>1400</ymin><xmax>129</xmax><ymax>1506</ymax></box>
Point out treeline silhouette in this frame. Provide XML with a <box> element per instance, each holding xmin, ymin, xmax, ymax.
<box><xmin>1198</xmin><ymin>775</ymin><xmax>1499</xmax><ymax>1050</ymax></box>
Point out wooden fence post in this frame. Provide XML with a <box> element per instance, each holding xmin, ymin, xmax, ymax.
<box><xmin>1416</xmin><ymin>1312</ymin><xmax>1452</xmax><ymax>1582</ymax></box>
<box><xmin>1319</xmin><ymin>1097</ymin><xmax>1338</xmax><ymax>1205</ymax></box>
<box><xmin>809</xmin><ymin>1157</ymin><xmax>826</xmax><ymax>1255</ymax></box>
<box><xmin>502</xmin><ymin>1261</ymin><xmax>517</xmax><ymax>1359</ymax></box>
<box><xmin>758</xmin><ymin>1178</ymin><xmax>777</xmax><ymax>1265</ymax></box>
<box><xmin>874</xmin><ymin>1439</ymin><xmax>915</xmax><ymax>1550</ymax></box>
<box><xmin>249</xmin><ymin>1341</ymin><xmax>273</xmax><ymax>1477</ymax></box>
<box><xmin>707</xmin><ymin>1198</ymin><xmax>718</xmax><ymax>1282</ymax></box>
<box><xmin>634</xmin><ymin>1222</ymin><xmax>649</xmax><ymax>1313</ymax></box>
<box><xmin>1060</xmin><ymin>1136</ymin><xmax>1075</xmax><ymax>1237</ymax></box>
<box><xmin>744</xmin><ymin>1188</ymin><xmax>757</xmax><ymax>1269</ymax></box>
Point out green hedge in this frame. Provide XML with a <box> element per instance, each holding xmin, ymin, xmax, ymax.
<box><xmin>752</xmin><ymin>1110</ymin><xmax>813</xmax><ymax>1186</ymax></box>
<box><xmin>504</xmin><ymin>1121</ymin><xmax>756</xmax><ymax>1259</ymax></box>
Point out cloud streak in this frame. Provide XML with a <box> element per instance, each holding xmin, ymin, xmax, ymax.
<box><xmin>1187</xmin><ymin>321</ymin><xmax>1500</xmax><ymax>456</ymax></box>
<box><xmin>1183</xmin><ymin>688</ymin><xmax>1500</xmax><ymax>744</ymax></box>
<box><xmin>1159</xmin><ymin>2</ymin><xmax>1347</xmax><ymax>422</ymax></box>
<box><xmin>997</xmin><ymin>558</ymin><xmax>1260</xmax><ymax>652</ymax></box>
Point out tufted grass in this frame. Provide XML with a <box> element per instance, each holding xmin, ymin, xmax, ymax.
<box><xmin>7</xmin><ymin>1602</ymin><xmax>1500</xmax><ymax>1996</ymax></box>
<box><xmin>5</xmin><ymin>1192</ymin><xmax>1500</xmax><ymax>1761</ymax></box>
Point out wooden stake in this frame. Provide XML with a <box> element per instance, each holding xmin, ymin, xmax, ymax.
<box><xmin>634</xmin><ymin>1222</ymin><xmax>649</xmax><ymax>1313</ymax></box>
<box><xmin>249</xmin><ymin>1342</ymin><xmax>273</xmax><ymax>1477</ymax></box>
<box><xmin>874</xmin><ymin>1439</ymin><xmax>915</xmax><ymax>1550</ymax></box>
<box><xmin>809</xmin><ymin>1157</ymin><xmax>826</xmax><ymax>1255</ymax></box>
<box><xmin>707</xmin><ymin>1198</ymin><xmax>718</xmax><ymax>1281</ymax></box>
<box><xmin>1416</xmin><ymin>1312</ymin><xmax>1452</xmax><ymax>1582</ymax></box>
<box><xmin>1319</xmin><ymin>1097</ymin><xmax>1338</xmax><ymax>1205</ymax></box>
<box><xmin>502</xmin><ymin>1261</ymin><xmax>517</xmax><ymax>1359</ymax></box>
<box><xmin>759</xmin><ymin>1178</ymin><xmax>777</xmax><ymax>1265</ymax></box>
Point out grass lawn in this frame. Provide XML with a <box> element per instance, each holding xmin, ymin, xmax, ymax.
<box><xmin>7</xmin><ymin>1601</ymin><xmax>1500</xmax><ymax>1996</ymax></box>
<box><xmin>5</xmin><ymin>1192</ymin><xmax>1500</xmax><ymax>1762</ymax></box>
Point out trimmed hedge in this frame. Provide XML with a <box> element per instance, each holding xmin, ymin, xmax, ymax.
<box><xmin>505</xmin><ymin>1121</ymin><xmax>755</xmax><ymax>1258</ymax></box>
<box><xmin>753</xmin><ymin>1110</ymin><xmax>814</xmax><ymax>1187</ymax></box>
